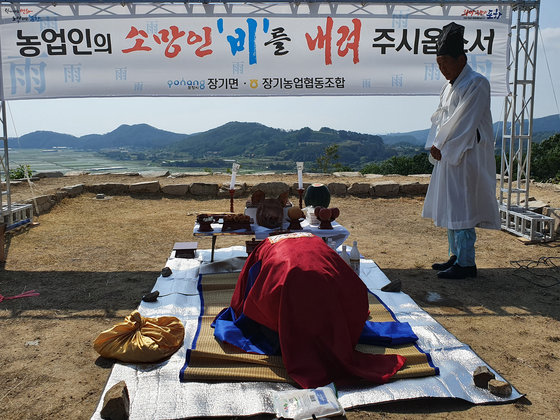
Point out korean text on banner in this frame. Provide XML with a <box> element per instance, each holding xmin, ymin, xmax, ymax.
<box><xmin>0</xmin><ymin>3</ymin><xmax>511</xmax><ymax>100</ymax></box>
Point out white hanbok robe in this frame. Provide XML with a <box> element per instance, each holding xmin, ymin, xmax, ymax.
<box><xmin>422</xmin><ymin>64</ymin><xmax>501</xmax><ymax>230</ymax></box>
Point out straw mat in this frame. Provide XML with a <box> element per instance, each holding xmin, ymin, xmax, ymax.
<box><xmin>183</xmin><ymin>272</ymin><xmax>437</xmax><ymax>383</ymax></box>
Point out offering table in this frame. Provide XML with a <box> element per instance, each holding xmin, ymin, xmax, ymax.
<box><xmin>193</xmin><ymin>220</ymin><xmax>349</xmax><ymax>262</ymax></box>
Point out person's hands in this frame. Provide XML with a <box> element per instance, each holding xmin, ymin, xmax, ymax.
<box><xmin>430</xmin><ymin>145</ymin><xmax>442</xmax><ymax>161</ymax></box>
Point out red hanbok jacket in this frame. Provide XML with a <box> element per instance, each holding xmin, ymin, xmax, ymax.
<box><xmin>222</xmin><ymin>233</ymin><xmax>405</xmax><ymax>388</ymax></box>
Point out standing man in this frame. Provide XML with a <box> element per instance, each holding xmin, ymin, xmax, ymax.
<box><xmin>422</xmin><ymin>22</ymin><xmax>501</xmax><ymax>280</ymax></box>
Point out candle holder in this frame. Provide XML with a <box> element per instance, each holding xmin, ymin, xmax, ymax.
<box><xmin>229</xmin><ymin>189</ymin><xmax>235</xmax><ymax>213</ymax></box>
<box><xmin>298</xmin><ymin>188</ymin><xmax>304</xmax><ymax>209</ymax></box>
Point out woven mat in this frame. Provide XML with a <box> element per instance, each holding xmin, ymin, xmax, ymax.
<box><xmin>183</xmin><ymin>273</ymin><xmax>437</xmax><ymax>383</ymax></box>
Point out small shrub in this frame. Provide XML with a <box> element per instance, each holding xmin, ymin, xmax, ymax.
<box><xmin>9</xmin><ymin>164</ymin><xmax>32</xmax><ymax>179</ymax></box>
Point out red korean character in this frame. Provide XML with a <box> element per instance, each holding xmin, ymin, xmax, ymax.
<box><xmin>153</xmin><ymin>25</ymin><xmax>186</xmax><ymax>58</ymax></box>
<box><xmin>336</xmin><ymin>18</ymin><xmax>361</xmax><ymax>64</ymax></box>
<box><xmin>122</xmin><ymin>26</ymin><xmax>151</xmax><ymax>53</ymax></box>
<box><xmin>305</xmin><ymin>16</ymin><xmax>333</xmax><ymax>65</ymax></box>
<box><xmin>187</xmin><ymin>27</ymin><xmax>213</xmax><ymax>58</ymax></box>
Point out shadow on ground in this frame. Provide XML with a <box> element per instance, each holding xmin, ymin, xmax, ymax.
<box><xmin>1</xmin><ymin>264</ymin><xmax>559</xmax><ymax>321</ymax></box>
<box><xmin>0</xmin><ymin>270</ymin><xmax>156</xmax><ymax>319</ymax></box>
<box><xmin>379</xmin><ymin>266</ymin><xmax>560</xmax><ymax>321</ymax></box>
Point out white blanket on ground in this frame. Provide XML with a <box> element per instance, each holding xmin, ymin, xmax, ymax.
<box><xmin>91</xmin><ymin>246</ymin><xmax>521</xmax><ymax>420</ymax></box>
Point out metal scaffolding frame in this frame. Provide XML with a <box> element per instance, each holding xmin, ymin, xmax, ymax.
<box><xmin>499</xmin><ymin>0</ymin><xmax>554</xmax><ymax>241</ymax></box>
<box><xmin>0</xmin><ymin>33</ymin><xmax>33</xmax><ymax>230</ymax></box>
<box><xmin>0</xmin><ymin>0</ymin><xmax>553</xmax><ymax>240</ymax></box>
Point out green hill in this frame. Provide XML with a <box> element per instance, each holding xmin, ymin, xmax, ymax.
<box><xmin>10</xmin><ymin>124</ymin><xmax>188</xmax><ymax>150</ymax></box>
<box><xmin>164</xmin><ymin>122</ymin><xmax>390</xmax><ymax>167</ymax></box>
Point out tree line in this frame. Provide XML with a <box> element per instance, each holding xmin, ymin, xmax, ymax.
<box><xmin>318</xmin><ymin>133</ymin><xmax>560</xmax><ymax>182</ymax></box>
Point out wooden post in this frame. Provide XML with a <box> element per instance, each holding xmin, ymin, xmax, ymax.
<box><xmin>229</xmin><ymin>189</ymin><xmax>235</xmax><ymax>213</ymax></box>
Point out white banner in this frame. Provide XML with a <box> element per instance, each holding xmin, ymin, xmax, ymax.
<box><xmin>0</xmin><ymin>3</ymin><xmax>511</xmax><ymax>99</ymax></box>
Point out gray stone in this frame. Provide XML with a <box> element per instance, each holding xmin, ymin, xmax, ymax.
<box><xmin>220</xmin><ymin>182</ymin><xmax>245</xmax><ymax>192</ymax></box>
<box><xmin>473</xmin><ymin>365</ymin><xmax>495</xmax><ymax>388</ymax></box>
<box><xmin>86</xmin><ymin>183</ymin><xmax>130</xmax><ymax>195</ymax></box>
<box><xmin>364</xmin><ymin>174</ymin><xmax>384</xmax><ymax>179</ymax></box>
<box><xmin>333</xmin><ymin>171</ymin><xmax>362</xmax><ymax>177</ymax></box>
<box><xmin>291</xmin><ymin>182</ymin><xmax>312</xmax><ymax>193</ymax></box>
<box><xmin>411</xmin><ymin>174</ymin><xmax>432</xmax><ymax>178</ymax></box>
<box><xmin>527</xmin><ymin>200</ymin><xmax>548</xmax><ymax>214</ymax></box>
<box><xmin>112</xmin><ymin>172</ymin><xmax>140</xmax><ymax>177</ymax></box>
<box><xmin>27</xmin><ymin>195</ymin><xmax>55</xmax><ymax>215</ymax></box>
<box><xmin>218</xmin><ymin>189</ymin><xmax>246</xmax><ymax>200</ymax></box>
<box><xmin>189</xmin><ymin>182</ymin><xmax>219</xmax><ymax>197</ymax></box>
<box><xmin>55</xmin><ymin>190</ymin><xmax>69</xmax><ymax>201</ymax></box>
<box><xmin>64</xmin><ymin>171</ymin><xmax>89</xmax><ymax>176</ymax></box>
<box><xmin>100</xmin><ymin>380</ymin><xmax>130</xmax><ymax>420</ymax></box>
<box><xmin>347</xmin><ymin>182</ymin><xmax>371</xmax><ymax>197</ymax></box>
<box><xmin>488</xmin><ymin>379</ymin><xmax>512</xmax><ymax>397</ymax></box>
<box><xmin>291</xmin><ymin>183</ymin><xmax>303</xmax><ymax>194</ymax></box>
<box><xmin>327</xmin><ymin>182</ymin><xmax>347</xmax><ymax>196</ymax></box>
<box><xmin>169</xmin><ymin>172</ymin><xmax>210</xmax><ymax>177</ymax></box>
<box><xmin>544</xmin><ymin>207</ymin><xmax>560</xmax><ymax>236</ymax></box>
<box><xmin>251</xmin><ymin>182</ymin><xmax>290</xmax><ymax>198</ymax></box>
<box><xmin>161</xmin><ymin>184</ymin><xmax>189</xmax><ymax>196</ymax></box>
<box><xmin>129</xmin><ymin>181</ymin><xmax>161</xmax><ymax>194</ymax></box>
<box><xmin>399</xmin><ymin>181</ymin><xmax>429</xmax><ymax>196</ymax></box>
<box><xmin>371</xmin><ymin>180</ymin><xmax>400</xmax><ymax>197</ymax></box>
<box><xmin>217</xmin><ymin>183</ymin><xmax>246</xmax><ymax>199</ymax></box>
<box><xmin>139</xmin><ymin>170</ymin><xmax>170</xmax><ymax>178</ymax></box>
<box><xmin>30</xmin><ymin>195</ymin><xmax>53</xmax><ymax>206</ymax></box>
<box><xmin>251</xmin><ymin>172</ymin><xmax>276</xmax><ymax>176</ymax></box>
<box><xmin>60</xmin><ymin>184</ymin><xmax>84</xmax><ymax>198</ymax></box>
<box><xmin>35</xmin><ymin>171</ymin><xmax>64</xmax><ymax>178</ymax></box>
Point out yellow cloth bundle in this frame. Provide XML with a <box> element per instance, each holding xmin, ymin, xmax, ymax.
<box><xmin>93</xmin><ymin>310</ymin><xmax>185</xmax><ymax>363</ymax></box>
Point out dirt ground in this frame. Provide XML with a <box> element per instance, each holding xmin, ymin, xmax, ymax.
<box><xmin>1</xmin><ymin>173</ymin><xmax>559</xmax><ymax>420</ymax></box>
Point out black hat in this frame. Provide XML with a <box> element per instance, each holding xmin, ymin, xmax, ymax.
<box><xmin>436</xmin><ymin>22</ymin><xmax>466</xmax><ymax>58</ymax></box>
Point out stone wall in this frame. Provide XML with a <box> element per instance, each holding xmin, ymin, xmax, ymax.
<box><xmin>23</xmin><ymin>178</ymin><xmax>429</xmax><ymax>216</ymax></box>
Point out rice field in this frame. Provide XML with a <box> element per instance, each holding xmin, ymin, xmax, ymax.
<box><xmin>8</xmin><ymin>148</ymin><xmax>187</xmax><ymax>174</ymax></box>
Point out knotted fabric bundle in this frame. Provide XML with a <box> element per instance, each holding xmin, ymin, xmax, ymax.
<box><xmin>94</xmin><ymin>310</ymin><xmax>184</xmax><ymax>363</ymax></box>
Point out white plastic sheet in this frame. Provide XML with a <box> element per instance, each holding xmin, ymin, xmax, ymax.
<box><xmin>92</xmin><ymin>246</ymin><xmax>521</xmax><ymax>420</ymax></box>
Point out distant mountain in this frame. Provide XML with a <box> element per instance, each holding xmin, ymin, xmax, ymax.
<box><xmin>9</xmin><ymin>130</ymin><xmax>81</xmax><ymax>149</ymax></box>
<box><xmin>8</xmin><ymin>114</ymin><xmax>558</xmax><ymax>168</ymax></box>
<box><xmin>9</xmin><ymin>121</ymin><xmax>391</xmax><ymax>168</ymax></box>
<box><xmin>381</xmin><ymin>113</ymin><xmax>560</xmax><ymax>146</ymax></box>
<box><xmin>79</xmin><ymin>123</ymin><xmax>188</xmax><ymax>149</ymax></box>
<box><xmin>162</xmin><ymin>122</ymin><xmax>390</xmax><ymax>165</ymax></box>
<box><xmin>495</xmin><ymin>114</ymin><xmax>560</xmax><ymax>143</ymax></box>
<box><xmin>382</xmin><ymin>129</ymin><xmax>429</xmax><ymax>146</ymax></box>
<box><xmin>9</xmin><ymin>123</ymin><xmax>189</xmax><ymax>150</ymax></box>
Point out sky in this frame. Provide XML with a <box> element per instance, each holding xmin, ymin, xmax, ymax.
<box><xmin>4</xmin><ymin>0</ymin><xmax>560</xmax><ymax>138</ymax></box>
